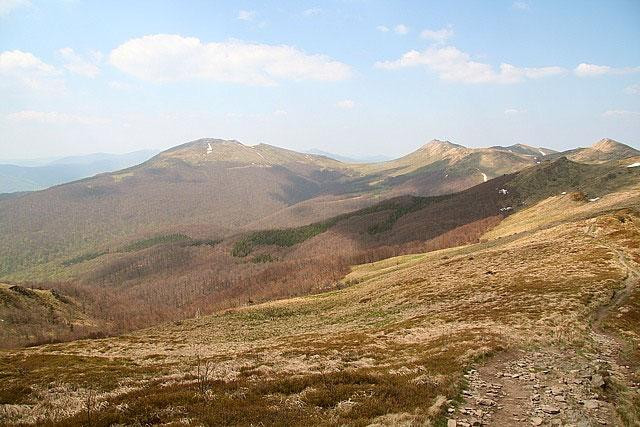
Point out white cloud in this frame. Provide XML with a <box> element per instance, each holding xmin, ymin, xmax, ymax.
<box><xmin>58</xmin><ymin>47</ymin><xmax>101</xmax><ymax>78</ymax></box>
<box><xmin>109</xmin><ymin>34</ymin><xmax>352</xmax><ymax>86</ymax></box>
<box><xmin>625</xmin><ymin>83</ymin><xmax>640</xmax><ymax>95</ymax></box>
<box><xmin>376</xmin><ymin>25</ymin><xmax>390</xmax><ymax>33</ymax></box>
<box><xmin>0</xmin><ymin>0</ymin><xmax>29</xmax><ymax>16</ymax></box>
<box><xmin>394</xmin><ymin>24</ymin><xmax>409</xmax><ymax>35</ymax></box>
<box><xmin>6</xmin><ymin>110</ymin><xmax>110</xmax><ymax>125</ymax></box>
<box><xmin>504</xmin><ymin>108</ymin><xmax>526</xmax><ymax>115</ymax></box>
<box><xmin>574</xmin><ymin>63</ymin><xmax>640</xmax><ymax>77</ymax></box>
<box><xmin>420</xmin><ymin>27</ymin><xmax>453</xmax><ymax>44</ymax></box>
<box><xmin>375</xmin><ymin>46</ymin><xmax>566</xmax><ymax>84</ymax></box>
<box><xmin>0</xmin><ymin>49</ymin><xmax>63</xmax><ymax>90</ymax></box>
<box><xmin>512</xmin><ymin>1</ymin><xmax>530</xmax><ymax>10</ymax></box>
<box><xmin>108</xmin><ymin>80</ymin><xmax>134</xmax><ymax>90</ymax></box>
<box><xmin>237</xmin><ymin>9</ymin><xmax>256</xmax><ymax>21</ymax></box>
<box><xmin>603</xmin><ymin>110</ymin><xmax>640</xmax><ymax>118</ymax></box>
<box><xmin>273</xmin><ymin>109</ymin><xmax>288</xmax><ymax>116</ymax></box>
<box><xmin>303</xmin><ymin>7</ymin><xmax>322</xmax><ymax>16</ymax></box>
<box><xmin>336</xmin><ymin>99</ymin><xmax>355</xmax><ymax>109</ymax></box>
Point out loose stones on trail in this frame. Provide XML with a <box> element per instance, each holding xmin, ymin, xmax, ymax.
<box><xmin>445</xmin><ymin>349</ymin><xmax>620</xmax><ymax>426</ymax></box>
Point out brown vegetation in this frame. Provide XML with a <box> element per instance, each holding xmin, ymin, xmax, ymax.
<box><xmin>1</xmin><ymin>204</ymin><xmax>638</xmax><ymax>425</ymax></box>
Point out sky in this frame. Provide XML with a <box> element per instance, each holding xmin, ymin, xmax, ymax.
<box><xmin>1</xmin><ymin>0</ymin><xmax>639</xmax><ymax>160</ymax></box>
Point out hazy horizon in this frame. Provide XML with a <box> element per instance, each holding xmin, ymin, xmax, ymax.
<box><xmin>1</xmin><ymin>135</ymin><xmax>639</xmax><ymax>164</ymax></box>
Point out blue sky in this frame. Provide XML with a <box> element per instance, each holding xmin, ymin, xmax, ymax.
<box><xmin>1</xmin><ymin>0</ymin><xmax>639</xmax><ymax>159</ymax></box>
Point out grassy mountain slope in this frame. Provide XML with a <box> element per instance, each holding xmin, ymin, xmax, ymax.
<box><xmin>545</xmin><ymin>138</ymin><xmax>640</xmax><ymax>164</ymax></box>
<box><xmin>0</xmin><ymin>139</ymin><xmax>357</xmax><ymax>278</ymax></box>
<box><xmin>0</xmin><ymin>137</ymin><xmax>579</xmax><ymax>280</ymax></box>
<box><xmin>2</xmin><ymin>157</ymin><xmax>634</xmax><ymax>350</ymax></box>
<box><xmin>1</xmin><ymin>190</ymin><xmax>638</xmax><ymax>425</ymax></box>
<box><xmin>0</xmin><ymin>283</ymin><xmax>102</xmax><ymax>349</ymax></box>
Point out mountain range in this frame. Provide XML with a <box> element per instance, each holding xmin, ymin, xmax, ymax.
<box><xmin>0</xmin><ymin>149</ymin><xmax>159</xmax><ymax>194</ymax></box>
<box><xmin>1</xmin><ymin>137</ymin><xmax>637</xmax><ymax>282</ymax></box>
<box><xmin>1</xmin><ymin>136</ymin><xmax>639</xmax><ymax>426</ymax></box>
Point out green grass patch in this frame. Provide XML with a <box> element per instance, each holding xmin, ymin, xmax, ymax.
<box><xmin>62</xmin><ymin>250</ymin><xmax>108</xmax><ymax>267</ymax></box>
<box><xmin>120</xmin><ymin>234</ymin><xmax>191</xmax><ymax>252</ymax></box>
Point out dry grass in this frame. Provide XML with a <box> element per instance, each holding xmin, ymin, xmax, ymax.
<box><xmin>483</xmin><ymin>183</ymin><xmax>640</xmax><ymax>240</ymax></box>
<box><xmin>1</xmin><ymin>199</ymin><xmax>639</xmax><ymax>424</ymax></box>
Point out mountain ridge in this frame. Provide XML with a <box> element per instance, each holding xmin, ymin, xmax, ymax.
<box><xmin>1</xmin><ymin>137</ymin><xmax>637</xmax><ymax>281</ymax></box>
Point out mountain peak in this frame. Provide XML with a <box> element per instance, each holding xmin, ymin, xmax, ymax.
<box><xmin>422</xmin><ymin>139</ymin><xmax>465</xmax><ymax>150</ymax></box>
<box><xmin>591</xmin><ymin>138</ymin><xmax>627</xmax><ymax>153</ymax></box>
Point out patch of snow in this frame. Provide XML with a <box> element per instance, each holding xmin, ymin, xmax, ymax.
<box><xmin>444</xmin><ymin>174</ymin><xmax>448</xmax><ymax>178</ymax></box>
<box><xmin>500</xmin><ymin>206</ymin><xmax>513</xmax><ymax>212</ymax></box>
<box><xmin>228</xmin><ymin>164</ymin><xmax>272</xmax><ymax>170</ymax></box>
<box><xmin>627</xmin><ymin>162</ymin><xmax>640</xmax><ymax>168</ymax></box>
<box><xmin>498</xmin><ymin>188</ymin><xmax>508</xmax><ymax>195</ymax></box>
<box><xmin>588</xmin><ymin>197</ymin><xmax>600</xmax><ymax>202</ymax></box>
<box><xmin>252</xmin><ymin>147</ymin><xmax>266</xmax><ymax>161</ymax></box>
<box><xmin>536</xmin><ymin>161</ymin><xmax>541</xmax><ymax>164</ymax></box>
<box><xmin>561</xmin><ymin>192</ymin><xmax>567</xmax><ymax>195</ymax></box>
<box><xmin>539</xmin><ymin>149</ymin><xmax>546</xmax><ymax>156</ymax></box>
<box><xmin>481</xmin><ymin>172</ymin><xmax>488</xmax><ymax>182</ymax></box>
<box><xmin>206</xmin><ymin>143</ymin><xmax>213</xmax><ymax>155</ymax></box>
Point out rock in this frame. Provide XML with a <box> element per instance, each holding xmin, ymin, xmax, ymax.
<box><xmin>551</xmin><ymin>386</ymin><xmax>563</xmax><ymax>395</ymax></box>
<box><xmin>531</xmin><ymin>393</ymin><xmax>540</xmax><ymax>402</ymax></box>
<box><xmin>448</xmin><ymin>407</ymin><xmax>455</xmax><ymax>413</ymax></box>
<box><xmin>447</xmin><ymin>419</ymin><xmax>457</xmax><ymax>427</ymax></box>
<box><xmin>584</xmin><ymin>399</ymin><xmax>600</xmax><ymax>410</ymax></box>
<box><xmin>458</xmin><ymin>422</ymin><xmax>471</xmax><ymax>427</ymax></box>
<box><xmin>591</xmin><ymin>374</ymin><xmax>605</xmax><ymax>388</ymax></box>
<box><xmin>531</xmin><ymin>417</ymin><xmax>543</xmax><ymax>426</ymax></box>
<box><xmin>477</xmin><ymin>398</ymin><xmax>496</xmax><ymax>406</ymax></box>
<box><xmin>469</xmin><ymin>419</ymin><xmax>482</xmax><ymax>426</ymax></box>
<box><xmin>554</xmin><ymin>394</ymin><xmax>566</xmax><ymax>402</ymax></box>
<box><xmin>541</xmin><ymin>405</ymin><xmax>560</xmax><ymax>414</ymax></box>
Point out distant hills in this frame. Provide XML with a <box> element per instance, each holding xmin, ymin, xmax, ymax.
<box><xmin>0</xmin><ymin>149</ymin><xmax>159</xmax><ymax>193</ymax></box>
<box><xmin>0</xmin><ymin>136</ymin><xmax>639</xmax><ymax>348</ymax></box>
<box><xmin>305</xmin><ymin>148</ymin><xmax>393</xmax><ymax>163</ymax></box>
<box><xmin>0</xmin><ymin>137</ymin><xmax>637</xmax><ymax>282</ymax></box>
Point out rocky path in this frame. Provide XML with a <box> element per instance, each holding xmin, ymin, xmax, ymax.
<box><xmin>446</xmin><ymin>225</ymin><xmax>640</xmax><ymax>426</ymax></box>
<box><xmin>446</xmin><ymin>349</ymin><xmax>619</xmax><ymax>426</ymax></box>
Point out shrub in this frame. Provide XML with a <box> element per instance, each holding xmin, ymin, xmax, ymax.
<box><xmin>252</xmin><ymin>254</ymin><xmax>275</xmax><ymax>263</ymax></box>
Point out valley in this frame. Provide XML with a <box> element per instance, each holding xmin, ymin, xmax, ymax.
<box><xmin>1</xmin><ymin>184</ymin><xmax>638</xmax><ymax>425</ymax></box>
<box><xmin>4</xmin><ymin>4</ymin><xmax>639</xmax><ymax>424</ymax></box>
<box><xmin>0</xmin><ymin>137</ymin><xmax>639</xmax><ymax>426</ymax></box>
